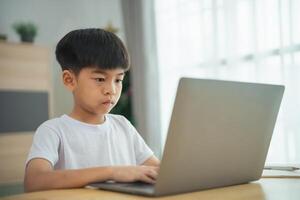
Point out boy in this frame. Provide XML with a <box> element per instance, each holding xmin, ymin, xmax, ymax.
<box><xmin>24</xmin><ymin>28</ymin><xmax>160</xmax><ymax>192</ymax></box>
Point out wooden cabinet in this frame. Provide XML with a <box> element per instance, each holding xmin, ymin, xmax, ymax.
<box><xmin>0</xmin><ymin>41</ymin><xmax>52</xmax><ymax>186</ymax></box>
<box><xmin>0</xmin><ymin>42</ymin><xmax>51</xmax><ymax>92</ymax></box>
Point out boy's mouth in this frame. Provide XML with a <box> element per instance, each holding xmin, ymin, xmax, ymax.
<box><xmin>102</xmin><ymin>100</ymin><xmax>114</xmax><ymax>105</ymax></box>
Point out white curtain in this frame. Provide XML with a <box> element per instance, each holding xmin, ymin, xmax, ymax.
<box><xmin>155</xmin><ymin>0</ymin><xmax>300</xmax><ymax>164</ymax></box>
<box><xmin>121</xmin><ymin>0</ymin><xmax>162</xmax><ymax>157</ymax></box>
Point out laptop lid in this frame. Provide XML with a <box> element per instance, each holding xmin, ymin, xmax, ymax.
<box><xmin>88</xmin><ymin>78</ymin><xmax>284</xmax><ymax>197</ymax></box>
<box><xmin>154</xmin><ymin>78</ymin><xmax>284</xmax><ymax>196</ymax></box>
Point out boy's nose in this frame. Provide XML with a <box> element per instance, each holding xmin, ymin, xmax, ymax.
<box><xmin>104</xmin><ymin>83</ymin><xmax>116</xmax><ymax>95</ymax></box>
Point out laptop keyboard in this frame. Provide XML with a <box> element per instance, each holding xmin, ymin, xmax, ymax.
<box><xmin>123</xmin><ymin>182</ymin><xmax>153</xmax><ymax>188</ymax></box>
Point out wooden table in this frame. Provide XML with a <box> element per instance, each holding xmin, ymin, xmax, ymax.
<box><xmin>1</xmin><ymin>178</ymin><xmax>300</xmax><ymax>200</ymax></box>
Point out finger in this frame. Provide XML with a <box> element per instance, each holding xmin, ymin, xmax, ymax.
<box><xmin>141</xmin><ymin>174</ymin><xmax>156</xmax><ymax>184</ymax></box>
<box><xmin>145</xmin><ymin>169</ymin><xmax>158</xmax><ymax>180</ymax></box>
<box><xmin>145</xmin><ymin>165</ymin><xmax>159</xmax><ymax>173</ymax></box>
<box><xmin>151</xmin><ymin>166</ymin><xmax>160</xmax><ymax>172</ymax></box>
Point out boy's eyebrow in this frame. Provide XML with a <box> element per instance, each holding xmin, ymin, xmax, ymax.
<box><xmin>91</xmin><ymin>69</ymin><xmax>125</xmax><ymax>76</ymax></box>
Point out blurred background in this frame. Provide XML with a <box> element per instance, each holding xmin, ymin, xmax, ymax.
<box><xmin>0</xmin><ymin>0</ymin><xmax>299</xmax><ymax>197</ymax></box>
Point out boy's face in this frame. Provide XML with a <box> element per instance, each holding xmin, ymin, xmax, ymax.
<box><xmin>63</xmin><ymin>67</ymin><xmax>125</xmax><ymax>116</ymax></box>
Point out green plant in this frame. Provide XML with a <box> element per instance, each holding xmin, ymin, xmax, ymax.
<box><xmin>0</xmin><ymin>33</ymin><xmax>7</xmax><ymax>41</ymax></box>
<box><xmin>12</xmin><ymin>22</ymin><xmax>38</xmax><ymax>43</ymax></box>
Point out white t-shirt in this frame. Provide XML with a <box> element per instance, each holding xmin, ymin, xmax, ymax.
<box><xmin>26</xmin><ymin>114</ymin><xmax>153</xmax><ymax>170</ymax></box>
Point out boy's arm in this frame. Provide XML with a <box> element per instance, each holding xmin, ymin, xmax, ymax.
<box><xmin>142</xmin><ymin>155</ymin><xmax>160</xmax><ymax>167</ymax></box>
<box><xmin>24</xmin><ymin>158</ymin><xmax>158</xmax><ymax>192</ymax></box>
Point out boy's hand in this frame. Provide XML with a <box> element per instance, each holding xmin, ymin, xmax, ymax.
<box><xmin>111</xmin><ymin>165</ymin><xmax>159</xmax><ymax>184</ymax></box>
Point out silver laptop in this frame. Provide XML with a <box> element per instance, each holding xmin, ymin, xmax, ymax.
<box><xmin>88</xmin><ymin>78</ymin><xmax>285</xmax><ymax>196</ymax></box>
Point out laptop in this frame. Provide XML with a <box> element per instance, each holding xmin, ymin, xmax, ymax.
<box><xmin>88</xmin><ymin>78</ymin><xmax>285</xmax><ymax>196</ymax></box>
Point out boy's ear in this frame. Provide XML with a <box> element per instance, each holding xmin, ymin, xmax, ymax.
<box><xmin>62</xmin><ymin>70</ymin><xmax>77</xmax><ymax>91</ymax></box>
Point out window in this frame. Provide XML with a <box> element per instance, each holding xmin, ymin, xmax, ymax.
<box><xmin>154</xmin><ymin>0</ymin><xmax>300</xmax><ymax>164</ymax></box>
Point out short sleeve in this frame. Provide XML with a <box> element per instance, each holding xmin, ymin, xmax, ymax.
<box><xmin>123</xmin><ymin>118</ymin><xmax>154</xmax><ymax>165</ymax></box>
<box><xmin>133</xmin><ymin>131</ymin><xmax>154</xmax><ymax>165</ymax></box>
<box><xmin>26</xmin><ymin>124</ymin><xmax>60</xmax><ymax>167</ymax></box>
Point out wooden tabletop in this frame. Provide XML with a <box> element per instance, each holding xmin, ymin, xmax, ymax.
<box><xmin>1</xmin><ymin>178</ymin><xmax>300</xmax><ymax>200</ymax></box>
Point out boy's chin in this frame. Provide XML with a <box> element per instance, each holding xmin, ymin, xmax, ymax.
<box><xmin>94</xmin><ymin>108</ymin><xmax>113</xmax><ymax>115</ymax></box>
<box><xmin>91</xmin><ymin>104</ymin><xmax>115</xmax><ymax>115</ymax></box>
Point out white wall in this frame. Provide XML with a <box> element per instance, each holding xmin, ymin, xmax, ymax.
<box><xmin>0</xmin><ymin>0</ymin><xmax>125</xmax><ymax>117</ymax></box>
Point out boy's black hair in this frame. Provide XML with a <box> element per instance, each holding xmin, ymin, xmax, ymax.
<box><xmin>55</xmin><ymin>28</ymin><xmax>130</xmax><ymax>74</ymax></box>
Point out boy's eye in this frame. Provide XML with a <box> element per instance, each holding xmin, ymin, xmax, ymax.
<box><xmin>116</xmin><ymin>79</ymin><xmax>123</xmax><ymax>83</ymax></box>
<box><xmin>94</xmin><ymin>78</ymin><xmax>105</xmax><ymax>82</ymax></box>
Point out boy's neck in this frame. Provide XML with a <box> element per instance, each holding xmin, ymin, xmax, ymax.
<box><xmin>69</xmin><ymin>107</ymin><xmax>106</xmax><ymax>125</ymax></box>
